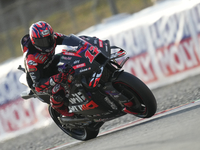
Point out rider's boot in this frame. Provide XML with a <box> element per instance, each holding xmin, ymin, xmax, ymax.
<box><xmin>51</xmin><ymin>84</ymin><xmax>74</xmax><ymax>117</ymax></box>
<box><xmin>50</xmin><ymin>96</ymin><xmax>74</xmax><ymax>117</ymax></box>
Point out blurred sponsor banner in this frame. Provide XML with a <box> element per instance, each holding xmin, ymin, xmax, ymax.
<box><xmin>0</xmin><ymin>58</ymin><xmax>50</xmax><ymax>141</ymax></box>
<box><xmin>80</xmin><ymin>0</ymin><xmax>200</xmax><ymax>89</ymax></box>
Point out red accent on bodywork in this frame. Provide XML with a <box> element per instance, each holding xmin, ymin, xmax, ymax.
<box><xmin>117</xmin><ymin>50</ymin><xmax>126</xmax><ymax>57</ymax></box>
<box><xmin>124</xmin><ymin>101</ymin><xmax>133</xmax><ymax>107</ymax></box>
<box><xmin>85</xmin><ymin>46</ymin><xmax>100</xmax><ymax>63</ymax></box>
<box><xmin>62</xmin><ymin>50</ymin><xmax>82</xmax><ymax>58</ymax></box>
<box><xmin>82</xmin><ymin>100</ymin><xmax>98</xmax><ymax>110</ymax></box>
<box><xmin>89</xmin><ymin>75</ymin><xmax>102</xmax><ymax>87</ymax></box>
<box><xmin>99</xmin><ymin>39</ymin><xmax>103</xmax><ymax>48</ymax></box>
<box><xmin>76</xmin><ymin>42</ymin><xmax>89</xmax><ymax>54</ymax></box>
<box><xmin>123</xmin><ymin>108</ymin><xmax>138</xmax><ymax>115</ymax></box>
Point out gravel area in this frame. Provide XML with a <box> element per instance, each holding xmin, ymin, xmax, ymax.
<box><xmin>1</xmin><ymin>74</ymin><xmax>200</xmax><ymax>150</ymax></box>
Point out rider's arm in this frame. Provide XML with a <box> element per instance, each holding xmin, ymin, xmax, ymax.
<box><xmin>25</xmin><ymin>54</ymin><xmax>50</xmax><ymax>92</ymax></box>
<box><xmin>26</xmin><ymin>54</ymin><xmax>67</xmax><ymax>93</ymax></box>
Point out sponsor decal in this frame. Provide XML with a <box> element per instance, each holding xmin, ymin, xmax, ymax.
<box><xmin>43</xmin><ymin>58</ymin><xmax>53</xmax><ymax>69</ymax></box>
<box><xmin>41</xmin><ymin>30</ymin><xmax>50</xmax><ymax>37</ymax></box>
<box><xmin>69</xmin><ymin>100</ymin><xmax>98</xmax><ymax>112</ymax></box>
<box><xmin>94</xmin><ymin>39</ymin><xmax>98</xmax><ymax>45</ymax></box>
<box><xmin>61</xmin><ymin>56</ymin><xmax>72</xmax><ymax>60</ymax></box>
<box><xmin>69</xmin><ymin>92</ymin><xmax>86</xmax><ymax>104</ymax></box>
<box><xmin>35</xmin><ymin>53</ymin><xmax>40</xmax><ymax>59</ymax></box>
<box><xmin>28</xmin><ymin>60</ymin><xmax>37</xmax><ymax>66</ymax></box>
<box><xmin>62</xmin><ymin>51</ymin><xmax>81</xmax><ymax>57</ymax></box>
<box><xmin>104</xmin><ymin>97</ymin><xmax>117</xmax><ymax>110</ymax></box>
<box><xmin>73</xmin><ymin>60</ymin><xmax>80</xmax><ymax>64</ymax></box>
<box><xmin>79</xmin><ymin>67</ymin><xmax>91</xmax><ymax>73</ymax></box>
<box><xmin>42</xmin><ymin>56</ymin><xmax>47</xmax><ymax>62</ymax></box>
<box><xmin>82</xmin><ymin>100</ymin><xmax>98</xmax><ymax>110</ymax></box>
<box><xmin>73</xmin><ymin>63</ymin><xmax>86</xmax><ymax>70</ymax></box>
<box><xmin>29</xmin><ymin>68</ymin><xmax>37</xmax><ymax>72</ymax></box>
<box><xmin>68</xmin><ymin>105</ymin><xmax>83</xmax><ymax>112</ymax></box>
<box><xmin>105</xmin><ymin>43</ymin><xmax>108</xmax><ymax>52</ymax></box>
<box><xmin>99</xmin><ymin>39</ymin><xmax>103</xmax><ymax>48</ymax></box>
<box><xmin>39</xmin><ymin>55</ymin><xmax>44</xmax><ymax>60</ymax></box>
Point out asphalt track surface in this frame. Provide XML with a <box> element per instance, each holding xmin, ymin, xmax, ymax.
<box><xmin>52</xmin><ymin>101</ymin><xmax>200</xmax><ymax>150</ymax></box>
<box><xmin>1</xmin><ymin>74</ymin><xmax>200</xmax><ymax>150</ymax></box>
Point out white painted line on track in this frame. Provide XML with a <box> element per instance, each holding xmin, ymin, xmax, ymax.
<box><xmin>47</xmin><ymin>99</ymin><xmax>200</xmax><ymax>150</ymax></box>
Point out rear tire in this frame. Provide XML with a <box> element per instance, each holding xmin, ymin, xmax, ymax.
<box><xmin>113</xmin><ymin>72</ymin><xmax>157</xmax><ymax>118</ymax></box>
<box><xmin>48</xmin><ymin>106</ymin><xmax>100</xmax><ymax>141</ymax></box>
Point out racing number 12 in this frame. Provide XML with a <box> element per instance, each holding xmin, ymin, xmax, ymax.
<box><xmin>85</xmin><ymin>46</ymin><xmax>100</xmax><ymax>63</ymax></box>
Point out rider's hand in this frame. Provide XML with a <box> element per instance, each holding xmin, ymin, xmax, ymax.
<box><xmin>62</xmin><ymin>64</ymin><xmax>74</xmax><ymax>73</ymax></box>
<box><xmin>50</xmin><ymin>73</ymin><xmax>68</xmax><ymax>86</ymax></box>
<box><xmin>62</xmin><ymin>65</ymin><xmax>75</xmax><ymax>83</ymax></box>
<box><xmin>50</xmin><ymin>67</ymin><xmax>75</xmax><ymax>86</ymax></box>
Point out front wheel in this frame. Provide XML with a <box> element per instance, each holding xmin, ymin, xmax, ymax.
<box><xmin>113</xmin><ymin>72</ymin><xmax>157</xmax><ymax>118</ymax></box>
<box><xmin>48</xmin><ymin>106</ymin><xmax>100</xmax><ymax>141</ymax></box>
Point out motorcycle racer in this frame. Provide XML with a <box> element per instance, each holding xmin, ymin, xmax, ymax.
<box><xmin>21</xmin><ymin>21</ymin><xmax>81</xmax><ymax>117</ymax></box>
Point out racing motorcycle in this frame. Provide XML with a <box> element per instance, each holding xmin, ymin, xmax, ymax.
<box><xmin>18</xmin><ymin>34</ymin><xmax>157</xmax><ymax>141</ymax></box>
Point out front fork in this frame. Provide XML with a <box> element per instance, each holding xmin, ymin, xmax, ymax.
<box><xmin>103</xmin><ymin>78</ymin><xmax>139</xmax><ymax>115</ymax></box>
<box><xmin>102</xmin><ymin>82</ymin><xmax>130</xmax><ymax>108</ymax></box>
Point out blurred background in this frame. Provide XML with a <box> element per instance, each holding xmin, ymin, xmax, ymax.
<box><xmin>0</xmin><ymin>0</ymin><xmax>160</xmax><ymax>63</ymax></box>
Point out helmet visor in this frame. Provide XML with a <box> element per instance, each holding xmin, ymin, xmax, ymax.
<box><xmin>34</xmin><ymin>34</ymin><xmax>55</xmax><ymax>48</ymax></box>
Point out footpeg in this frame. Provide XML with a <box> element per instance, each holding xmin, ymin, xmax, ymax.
<box><xmin>21</xmin><ymin>90</ymin><xmax>36</xmax><ymax>99</ymax></box>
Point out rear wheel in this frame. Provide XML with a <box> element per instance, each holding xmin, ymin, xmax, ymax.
<box><xmin>113</xmin><ymin>72</ymin><xmax>157</xmax><ymax>118</ymax></box>
<box><xmin>48</xmin><ymin>106</ymin><xmax>100</xmax><ymax>141</ymax></box>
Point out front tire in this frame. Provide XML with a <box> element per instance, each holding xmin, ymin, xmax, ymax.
<box><xmin>113</xmin><ymin>71</ymin><xmax>157</xmax><ymax>118</ymax></box>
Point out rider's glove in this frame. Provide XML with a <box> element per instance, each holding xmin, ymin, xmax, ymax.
<box><xmin>49</xmin><ymin>66</ymin><xmax>75</xmax><ymax>86</ymax></box>
<box><xmin>49</xmin><ymin>73</ymin><xmax>68</xmax><ymax>86</ymax></box>
<box><xmin>62</xmin><ymin>65</ymin><xmax>75</xmax><ymax>83</ymax></box>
